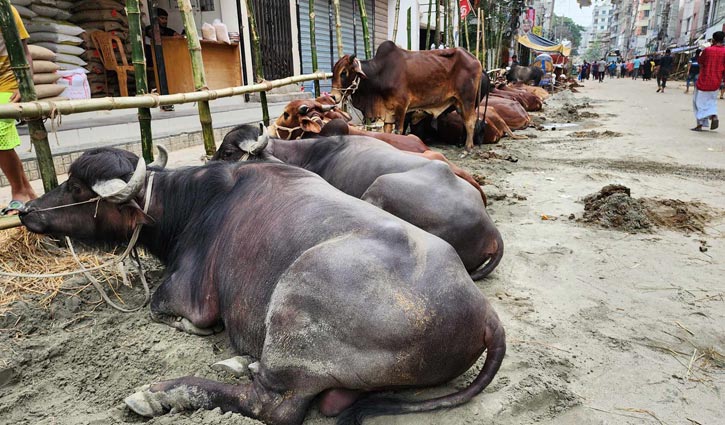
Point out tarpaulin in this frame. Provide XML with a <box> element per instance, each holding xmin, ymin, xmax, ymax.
<box><xmin>516</xmin><ymin>33</ymin><xmax>571</xmax><ymax>56</ymax></box>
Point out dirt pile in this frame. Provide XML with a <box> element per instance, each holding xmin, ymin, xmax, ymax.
<box><xmin>581</xmin><ymin>184</ymin><xmax>719</xmax><ymax>233</ymax></box>
<box><xmin>569</xmin><ymin>130</ymin><xmax>622</xmax><ymax>138</ymax></box>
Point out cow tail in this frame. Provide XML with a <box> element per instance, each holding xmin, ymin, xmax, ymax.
<box><xmin>335</xmin><ymin>314</ymin><xmax>506</xmax><ymax>425</ymax></box>
<box><xmin>469</xmin><ymin>231</ymin><xmax>505</xmax><ymax>281</ymax></box>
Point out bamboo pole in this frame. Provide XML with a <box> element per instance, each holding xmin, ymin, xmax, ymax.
<box><xmin>475</xmin><ymin>10</ymin><xmax>480</xmax><ymax>61</ymax></box>
<box><xmin>443</xmin><ymin>0</ymin><xmax>448</xmax><ymax>47</ymax></box>
<box><xmin>0</xmin><ymin>72</ymin><xmax>331</xmax><ymax>119</ymax></box>
<box><xmin>464</xmin><ymin>9</ymin><xmax>470</xmax><ymax>51</ymax></box>
<box><xmin>0</xmin><ymin>215</ymin><xmax>20</xmax><ymax>230</ymax></box>
<box><xmin>0</xmin><ymin>0</ymin><xmax>57</xmax><ymax>191</ymax></box>
<box><xmin>425</xmin><ymin>0</ymin><xmax>433</xmax><ymax>49</ymax></box>
<box><xmin>333</xmin><ymin>0</ymin><xmax>343</xmax><ymax>57</ymax></box>
<box><xmin>308</xmin><ymin>0</ymin><xmax>320</xmax><ymax>97</ymax></box>
<box><xmin>177</xmin><ymin>0</ymin><xmax>215</xmax><ymax>157</ymax></box>
<box><xmin>245</xmin><ymin>0</ymin><xmax>269</xmax><ymax>126</ymax></box>
<box><xmin>481</xmin><ymin>9</ymin><xmax>486</xmax><ymax>67</ymax></box>
<box><xmin>434</xmin><ymin>0</ymin><xmax>440</xmax><ymax>48</ymax></box>
<box><xmin>446</xmin><ymin>0</ymin><xmax>453</xmax><ymax>46</ymax></box>
<box><xmin>406</xmin><ymin>7</ymin><xmax>411</xmax><ymax>50</ymax></box>
<box><xmin>392</xmin><ymin>0</ymin><xmax>400</xmax><ymax>43</ymax></box>
<box><xmin>126</xmin><ymin>0</ymin><xmax>153</xmax><ymax>163</ymax></box>
<box><xmin>355</xmin><ymin>0</ymin><xmax>372</xmax><ymax>59</ymax></box>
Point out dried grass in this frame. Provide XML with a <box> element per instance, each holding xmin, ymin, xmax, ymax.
<box><xmin>0</xmin><ymin>228</ymin><xmax>121</xmax><ymax>314</ymax></box>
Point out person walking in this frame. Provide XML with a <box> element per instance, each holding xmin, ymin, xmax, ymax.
<box><xmin>642</xmin><ymin>56</ymin><xmax>652</xmax><ymax>80</ymax></box>
<box><xmin>591</xmin><ymin>61</ymin><xmax>599</xmax><ymax>82</ymax></box>
<box><xmin>692</xmin><ymin>31</ymin><xmax>725</xmax><ymax>131</ymax></box>
<box><xmin>684</xmin><ymin>49</ymin><xmax>700</xmax><ymax>94</ymax></box>
<box><xmin>656</xmin><ymin>49</ymin><xmax>674</xmax><ymax>93</ymax></box>
<box><xmin>0</xmin><ymin>6</ymin><xmax>37</xmax><ymax>215</ymax></box>
<box><xmin>632</xmin><ymin>57</ymin><xmax>641</xmax><ymax>79</ymax></box>
<box><xmin>597</xmin><ymin>58</ymin><xmax>607</xmax><ymax>82</ymax></box>
<box><xmin>620</xmin><ymin>61</ymin><xmax>626</xmax><ymax>78</ymax></box>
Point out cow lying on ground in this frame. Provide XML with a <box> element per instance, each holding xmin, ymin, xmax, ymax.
<box><xmin>493</xmin><ymin>84</ymin><xmax>543</xmax><ymax>111</ymax></box>
<box><xmin>410</xmin><ymin>108</ymin><xmax>523</xmax><ymax>145</ymax></box>
<box><xmin>330</xmin><ymin>40</ymin><xmax>483</xmax><ymax>150</ymax></box>
<box><xmin>212</xmin><ymin>125</ymin><xmax>504</xmax><ymax>280</ymax></box>
<box><xmin>267</xmin><ymin>99</ymin><xmax>487</xmax><ymax>203</ymax></box>
<box><xmin>486</xmin><ymin>96</ymin><xmax>532</xmax><ymax>130</ymax></box>
<box><xmin>20</xmin><ymin>147</ymin><xmax>506</xmax><ymax>424</ymax></box>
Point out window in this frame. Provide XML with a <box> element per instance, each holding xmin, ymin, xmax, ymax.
<box><xmin>643</xmin><ymin>10</ymin><xmax>650</xmax><ymax>17</ymax></box>
<box><xmin>640</xmin><ymin>26</ymin><xmax>648</xmax><ymax>35</ymax></box>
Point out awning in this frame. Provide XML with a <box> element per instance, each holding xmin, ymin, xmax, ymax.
<box><xmin>517</xmin><ymin>33</ymin><xmax>572</xmax><ymax>56</ymax></box>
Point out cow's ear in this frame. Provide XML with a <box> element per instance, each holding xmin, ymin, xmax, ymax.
<box><xmin>353</xmin><ymin>58</ymin><xmax>367</xmax><ymax>79</ymax></box>
<box><xmin>300</xmin><ymin>116</ymin><xmax>322</xmax><ymax>134</ymax></box>
<box><xmin>347</xmin><ymin>55</ymin><xmax>355</xmax><ymax>64</ymax></box>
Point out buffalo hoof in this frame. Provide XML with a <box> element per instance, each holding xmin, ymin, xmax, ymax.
<box><xmin>211</xmin><ymin>356</ymin><xmax>255</xmax><ymax>378</ymax></box>
<box><xmin>125</xmin><ymin>384</ymin><xmax>198</xmax><ymax>417</ymax></box>
<box><xmin>149</xmin><ymin>312</ymin><xmax>224</xmax><ymax>336</ymax></box>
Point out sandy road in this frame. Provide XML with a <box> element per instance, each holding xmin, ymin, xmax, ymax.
<box><xmin>0</xmin><ymin>77</ymin><xmax>723</xmax><ymax>425</ymax></box>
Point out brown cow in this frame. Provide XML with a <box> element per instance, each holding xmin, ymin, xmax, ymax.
<box><xmin>410</xmin><ymin>109</ymin><xmax>523</xmax><ymax>146</ymax></box>
<box><xmin>486</xmin><ymin>96</ymin><xmax>531</xmax><ymax>130</ymax></box>
<box><xmin>511</xmin><ymin>82</ymin><xmax>550</xmax><ymax>101</ymax></box>
<box><xmin>268</xmin><ymin>96</ymin><xmax>350</xmax><ymax>140</ymax></box>
<box><xmin>495</xmin><ymin>84</ymin><xmax>543</xmax><ymax>111</ymax></box>
<box><xmin>330</xmin><ymin>41</ymin><xmax>483</xmax><ymax>150</ymax></box>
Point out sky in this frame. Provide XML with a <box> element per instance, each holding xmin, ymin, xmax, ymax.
<box><xmin>554</xmin><ymin>0</ymin><xmax>593</xmax><ymax>28</ymax></box>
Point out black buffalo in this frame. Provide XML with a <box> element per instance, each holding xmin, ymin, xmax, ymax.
<box><xmin>20</xmin><ymin>147</ymin><xmax>506</xmax><ymax>424</ymax></box>
<box><xmin>506</xmin><ymin>64</ymin><xmax>545</xmax><ymax>85</ymax></box>
<box><xmin>212</xmin><ymin>125</ymin><xmax>504</xmax><ymax>280</ymax></box>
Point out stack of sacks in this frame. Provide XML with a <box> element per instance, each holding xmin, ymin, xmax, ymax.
<box><xmin>17</xmin><ymin>0</ymin><xmax>87</xmax><ymax>72</ymax></box>
<box><xmin>71</xmin><ymin>0</ymin><xmax>133</xmax><ymax>97</ymax></box>
<box><xmin>11</xmin><ymin>0</ymin><xmax>36</xmax><ymax>21</ymax></box>
<box><xmin>28</xmin><ymin>44</ymin><xmax>67</xmax><ymax>101</ymax></box>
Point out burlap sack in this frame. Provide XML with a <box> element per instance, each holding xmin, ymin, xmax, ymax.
<box><xmin>33</xmin><ymin>72</ymin><xmax>61</xmax><ymax>85</ymax></box>
<box><xmin>32</xmin><ymin>60</ymin><xmax>61</xmax><ymax>73</ymax></box>
<box><xmin>28</xmin><ymin>44</ymin><xmax>56</xmax><ymax>61</ymax></box>
<box><xmin>35</xmin><ymin>84</ymin><xmax>66</xmax><ymax>99</ymax></box>
<box><xmin>33</xmin><ymin>42</ymin><xmax>85</xmax><ymax>56</ymax></box>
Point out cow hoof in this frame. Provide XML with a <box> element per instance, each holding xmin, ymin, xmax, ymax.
<box><xmin>211</xmin><ymin>356</ymin><xmax>255</xmax><ymax>377</ymax></box>
<box><xmin>125</xmin><ymin>385</ymin><xmax>167</xmax><ymax>417</ymax></box>
<box><xmin>125</xmin><ymin>384</ymin><xmax>198</xmax><ymax>417</ymax></box>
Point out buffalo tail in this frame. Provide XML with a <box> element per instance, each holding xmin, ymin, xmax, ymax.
<box><xmin>335</xmin><ymin>311</ymin><xmax>506</xmax><ymax>425</ymax></box>
<box><xmin>470</xmin><ymin>232</ymin><xmax>505</xmax><ymax>281</ymax></box>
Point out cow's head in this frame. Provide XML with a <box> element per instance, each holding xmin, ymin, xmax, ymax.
<box><xmin>269</xmin><ymin>99</ymin><xmax>343</xmax><ymax>140</ymax></box>
<box><xmin>330</xmin><ymin>55</ymin><xmax>367</xmax><ymax>103</ymax></box>
<box><xmin>20</xmin><ymin>147</ymin><xmax>167</xmax><ymax>243</ymax></box>
<box><xmin>211</xmin><ymin>124</ymin><xmax>271</xmax><ymax>162</ymax></box>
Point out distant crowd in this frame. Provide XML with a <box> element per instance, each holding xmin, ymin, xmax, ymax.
<box><xmin>576</xmin><ymin>50</ymin><xmax>676</xmax><ymax>92</ymax></box>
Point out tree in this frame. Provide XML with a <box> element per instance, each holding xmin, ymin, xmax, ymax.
<box><xmin>551</xmin><ymin>14</ymin><xmax>584</xmax><ymax>55</ymax></box>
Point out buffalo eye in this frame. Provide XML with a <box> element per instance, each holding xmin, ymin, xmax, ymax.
<box><xmin>222</xmin><ymin>150</ymin><xmax>234</xmax><ymax>159</ymax></box>
<box><xmin>68</xmin><ymin>181</ymin><xmax>83</xmax><ymax>197</ymax></box>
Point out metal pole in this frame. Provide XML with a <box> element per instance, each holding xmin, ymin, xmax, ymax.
<box><xmin>0</xmin><ymin>0</ymin><xmax>56</xmax><ymax>191</ymax></box>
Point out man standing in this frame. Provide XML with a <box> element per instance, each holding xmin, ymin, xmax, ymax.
<box><xmin>684</xmin><ymin>49</ymin><xmax>700</xmax><ymax>94</ymax></box>
<box><xmin>597</xmin><ymin>58</ymin><xmax>607</xmax><ymax>82</ymax></box>
<box><xmin>692</xmin><ymin>31</ymin><xmax>725</xmax><ymax>131</ymax></box>
<box><xmin>0</xmin><ymin>6</ymin><xmax>37</xmax><ymax>215</ymax></box>
<box><xmin>632</xmin><ymin>57</ymin><xmax>641</xmax><ymax>79</ymax></box>
<box><xmin>656</xmin><ymin>49</ymin><xmax>674</xmax><ymax>93</ymax></box>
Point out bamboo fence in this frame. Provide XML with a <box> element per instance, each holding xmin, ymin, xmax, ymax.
<box><xmin>125</xmin><ymin>0</ymin><xmax>153</xmax><ymax>163</ymax></box>
<box><xmin>0</xmin><ymin>0</ymin><xmax>56</xmax><ymax>192</ymax></box>
<box><xmin>308</xmin><ymin>0</ymin><xmax>320</xmax><ymax>97</ymax></box>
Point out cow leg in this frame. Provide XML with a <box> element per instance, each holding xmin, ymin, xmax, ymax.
<box><xmin>125</xmin><ymin>373</ymin><xmax>315</xmax><ymax>425</ymax></box>
<box><xmin>148</xmin><ymin>267</ymin><xmax>223</xmax><ymax>336</ymax></box>
<box><xmin>459</xmin><ymin>104</ymin><xmax>478</xmax><ymax>151</ymax></box>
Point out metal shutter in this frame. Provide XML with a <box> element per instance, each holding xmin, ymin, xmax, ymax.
<box><xmin>298</xmin><ymin>0</ymin><xmax>374</xmax><ymax>94</ymax></box>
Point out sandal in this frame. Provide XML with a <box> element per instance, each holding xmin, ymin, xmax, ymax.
<box><xmin>690</xmin><ymin>126</ymin><xmax>704</xmax><ymax>132</ymax></box>
<box><xmin>710</xmin><ymin>117</ymin><xmax>719</xmax><ymax>130</ymax></box>
<box><xmin>1</xmin><ymin>200</ymin><xmax>26</xmax><ymax>216</ymax></box>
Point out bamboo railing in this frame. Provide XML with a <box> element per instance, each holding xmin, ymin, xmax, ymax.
<box><xmin>0</xmin><ymin>73</ymin><xmax>331</xmax><ymax>120</ymax></box>
<box><xmin>308</xmin><ymin>0</ymin><xmax>320</xmax><ymax>97</ymax></box>
<box><xmin>0</xmin><ymin>0</ymin><xmax>56</xmax><ymax>192</ymax></box>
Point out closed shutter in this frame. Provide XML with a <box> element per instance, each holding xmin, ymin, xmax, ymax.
<box><xmin>298</xmin><ymin>0</ymin><xmax>374</xmax><ymax>94</ymax></box>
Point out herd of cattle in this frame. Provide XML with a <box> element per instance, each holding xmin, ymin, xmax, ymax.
<box><xmin>17</xmin><ymin>43</ymin><xmax>549</xmax><ymax>424</ymax></box>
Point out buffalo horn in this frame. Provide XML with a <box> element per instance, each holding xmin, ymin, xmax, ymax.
<box><xmin>250</xmin><ymin>125</ymin><xmax>269</xmax><ymax>154</ymax></box>
<box><xmin>91</xmin><ymin>156</ymin><xmax>147</xmax><ymax>203</ymax></box>
<box><xmin>320</xmin><ymin>104</ymin><xmax>336</xmax><ymax>112</ymax></box>
<box><xmin>148</xmin><ymin>145</ymin><xmax>168</xmax><ymax>169</ymax></box>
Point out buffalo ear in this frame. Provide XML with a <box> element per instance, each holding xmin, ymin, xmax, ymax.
<box><xmin>300</xmin><ymin>116</ymin><xmax>322</xmax><ymax>134</ymax></box>
<box><xmin>120</xmin><ymin>199</ymin><xmax>155</xmax><ymax>227</ymax></box>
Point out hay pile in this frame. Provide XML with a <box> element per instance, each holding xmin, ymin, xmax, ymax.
<box><xmin>0</xmin><ymin>228</ymin><xmax>121</xmax><ymax>314</ymax></box>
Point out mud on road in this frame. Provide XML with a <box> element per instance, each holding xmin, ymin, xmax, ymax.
<box><xmin>1</xmin><ymin>80</ymin><xmax>724</xmax><ymax>425</ymax></box>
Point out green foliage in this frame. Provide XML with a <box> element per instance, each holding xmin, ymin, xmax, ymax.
<box><xmin>552</xmin><ymin>14</ymin><xmax>584</xmax><ymax>55</ymax></box>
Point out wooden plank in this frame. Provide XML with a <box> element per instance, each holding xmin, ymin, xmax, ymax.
<box><xmin>161</xmin><ymin>37</ymin><xmax>242</xmax><ymax>94</ymax></box>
